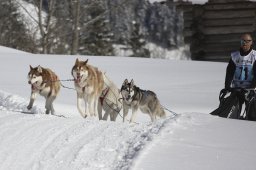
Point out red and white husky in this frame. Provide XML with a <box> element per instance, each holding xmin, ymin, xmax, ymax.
<box><xmin>71</xmin><ymin>58</ymin><xmax>104</xmax><ymax>118</ymax></box>
<box><xmin>27</xmin><ymin>65</ymin><xmax>61</xmax><ymax>114</ymax></box>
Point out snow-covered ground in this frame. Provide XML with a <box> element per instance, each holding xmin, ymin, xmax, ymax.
<box><xmin>149</xmin><ymin>0</ymin><xmax>208</xmax><ymax>4</ymax></box>
<box><xmin>150</xmin><ymin>0</ymin><xmax>256</xmax><ymax>5</ymax></box>
<box><xmin>0</xmin><ymin>46</ymin><xmax>256</xmax><ymax>170</ymax></box>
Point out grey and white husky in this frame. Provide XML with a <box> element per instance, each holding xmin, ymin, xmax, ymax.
<box><xmin>121</xmin><ymin>79</ymin><xmax>166</xmax><ymax>123</ymax></box>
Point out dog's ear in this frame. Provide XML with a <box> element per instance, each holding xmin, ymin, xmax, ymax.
<box><xmin>29</xmin><ymin>65</ymin><xmax>33</xmax><ymax>70</ymax></box>
<box><xmin>84</xmin><ymin>59</ymin><xmax>88</xmax><ymax>65</ymax></box>
<box><xmin>130</xmin><ymin>79</ymin><xmax>134</xmax><ymax>86</ymax></box>
<box><xmin>75</xmin><ymin>58</ymin><xmax>79</xmax><ymax>65</ymax></box>
<box><xmin>123</xmin><ymin>79</ymin><xmax>128</xmax><ymax>85</ymax></box>
<box><xmin>37</xmin><ymin>65</ymin><xmax>43</xmax><ymax>73</ymax></box>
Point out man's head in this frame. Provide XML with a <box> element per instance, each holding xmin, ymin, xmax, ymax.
<box><xmin>240</xmin><ymin>33</ymin><xmax>253</xmax><ymax>52</ymax></box>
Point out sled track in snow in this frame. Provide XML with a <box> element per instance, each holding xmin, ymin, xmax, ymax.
<box><xmin>0</xmin><ymin>91</ymin><xmax>176</xmax><ymax>170</ymax></box>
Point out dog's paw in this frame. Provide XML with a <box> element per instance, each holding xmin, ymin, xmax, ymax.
<box><xmin>27</xmin><ymin>105</ymin><xmax>32</xmax><ymax>110</ymax></box>
<box><xmin>45</xmin><ymin>110</ymin><xmax>50</xmax><ymax>114</ymax></box>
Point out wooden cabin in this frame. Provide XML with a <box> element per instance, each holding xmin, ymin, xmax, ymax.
<box><xmin>176</xmin><ymin>0</ymin><xmax>256</xmax><ymax>61</ymax></box>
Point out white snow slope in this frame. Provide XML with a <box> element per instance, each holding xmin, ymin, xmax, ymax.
<box><xmin>0</xmin><ymin>46</ymin><xmax>256</xmax><ymax>170</ymax></box>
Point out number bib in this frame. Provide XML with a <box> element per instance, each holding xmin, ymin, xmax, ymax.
<box><xmin>231</xmin><ymin>50</ymin><xmax>256</xmax><ymax>88</ymax></box>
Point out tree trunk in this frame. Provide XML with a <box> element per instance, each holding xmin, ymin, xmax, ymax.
<box><xmin>38</xmin><ymin>0</ymin><xmax>55</xmax><ymax>54</ymax></box>
<box><xmin>71</xmin><ymin>0</ymin><xmax>80</xmax><ymax>55</ymax></box>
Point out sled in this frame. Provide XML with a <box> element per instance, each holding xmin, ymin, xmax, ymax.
<box><xmin>245</xmin><ymin>91</ymin><xmax>256</xmax><ymax>121</ymax></box>
<box><xmin>211</xmin><ymin>88</ymin><xmax>256</xmax><ymax>121</ymax></box>
<box><xmin>210</xmin><ymin>89</ymin><xmax>241</xmax><ymax>119</ymax></box>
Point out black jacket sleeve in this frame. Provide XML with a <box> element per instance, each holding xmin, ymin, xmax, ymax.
<box><xmin>225</xmin><ymin>59</ymin><xmax>236</xmax><ymax>89</ymax></box>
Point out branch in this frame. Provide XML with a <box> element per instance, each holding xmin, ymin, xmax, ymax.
<box><xmin>82</xmin><ymin>0</ymin><xmax>130</xmax><ymax>28</ymax></box>
<box><xmin>13</xmin><ymin>0</ymin><xmax>39</xmax><ymax>25</ymax></box>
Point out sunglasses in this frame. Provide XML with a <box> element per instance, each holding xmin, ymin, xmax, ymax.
<box><xmin>241</xmin><ymin>39</ymin><xmax>252</xmax><ymax>44</ymax></box>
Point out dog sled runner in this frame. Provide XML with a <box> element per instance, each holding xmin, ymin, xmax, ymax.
<box><xmin>210</xmin><ymin>88</ymin><xmax>256</xmax><ymax>121</ymax></box>
<box><xmin>210</xmin><ymin>89</ymin><xmax>241</xmax><ymax>119</ymax></box>
<box><xmin>245</xmin><ymin>91</ymin><xmax>256</xmax><ymax>121</ymax></box>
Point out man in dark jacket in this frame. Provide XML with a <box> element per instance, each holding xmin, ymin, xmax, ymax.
<box><xmin>211</xmin><ymin>33</ymin><xmax>256</xmax><ymax>120</ymax></box>
<box><xmin>225</xmin><ymin>33</ymin><xmax>256</xmax><ymax>89</ymax></box>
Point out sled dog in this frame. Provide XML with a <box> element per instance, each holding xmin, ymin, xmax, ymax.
<box><xmin>27</xmin><ymin>65</ymin><xmax>61</xmax><ymax>114</ymax></box>
<box><xmin>121</xmin><ymin>79</ymin><xmax>166</xmax><ymax>122</ymax></box>
<box><xmin>71</xmin><ymin>58</ymin><xmax>104</xmax><ymax>118</ymax></box>
<box><xmin>98</xmin><ymin>73</ymin><xmax>122</xmax><ymax>121</ymax></box>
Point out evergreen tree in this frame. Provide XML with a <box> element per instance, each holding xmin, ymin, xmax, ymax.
<box><xmin>129</xmin><ymin>22</ymin><xmax>150</xmax><ymax>58</ymax></box>
<box><xmin>52</xmin><ymin>0</ymin><xmax>72</xmax><ymax>54</ymax></box>
<box><xmin>0</xmin><ymin>0</ymin><xmax>35</xmax><ymax>52</ymax></box>
<box><xmin>80</xmin><ymin>1</ymin><xmax>114</xmax><ymax>56</ymax></box>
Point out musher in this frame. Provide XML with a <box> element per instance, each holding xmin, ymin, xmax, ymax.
<box><xmin>211</xmin><ymin>33</ymin><xmax>256</xmax><ymax>120</ymax></box>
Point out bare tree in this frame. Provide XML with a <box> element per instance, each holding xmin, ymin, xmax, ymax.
<box><xmin>14</xmin><ymin>0</ymin><xmax>57</xmax><ymax>53</ymax></box>
<box><xmin>13</xmin><ymin>0</ymin><xmax>129</xmax><ymax>55</ymax></box>
<box><xmin>37</xmin><ymin>0</ymin><xmax>56</xmax><ymax>54</ymax></box>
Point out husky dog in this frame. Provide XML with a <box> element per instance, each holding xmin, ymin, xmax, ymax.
<box><xmin>98</xmin><ymin>73</ymin><xmax>122</xmax><ymax>121</ymax></box>
<box><xmin>71</xmin><ymin>58</ymin><xmax>104</xmax><ymax>118</ymax></box>
<box><xmin>121</xmin><ymin>79</ymin><xmax>166</xmax><ymax>123</ymax></box>
<box><xmin>27</xmin><ymin>65</ymin><xmax>61</xmax><ymax>114</ymax></box>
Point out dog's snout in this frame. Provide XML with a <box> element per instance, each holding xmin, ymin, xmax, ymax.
<box><xmin>77</xmin><ymin>73</ymin><xmax>80</xmax><ymax>78</ymax></box>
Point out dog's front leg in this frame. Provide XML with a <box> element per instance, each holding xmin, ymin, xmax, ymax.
<box><xmin>108</xmin><ymin>102</ymin><xmax>119</xmax><ymax>121</ymax></box>
<box><xmin>98</xmin><ymin>98</ymin><xmax>103</xmax><ymax>120</ymax></box>
<box><xmin>27</xmin><ymin>92</ymin><xmax>37</xmax><ymax>110</ymax></box>
<box><xmin>110</xmin><ymin>108</ymin><xmax>118</xmax><ymax>121</ymax></box>
<box><xmin>103</xmin><ymin>107</ymin><xmax>110</xmax><ymax>120</ymax></box>
<box><xmin>87</xmin><ymin>96</ymin><xmax>94</xmax><ymax>117</ymax></box>
<box><xmin>45</xmin><ymin>96</ymin><xmax>56</xmax><ymax>115</ymax></box>
<box><xmin>77</xmin><ymin>93</ymin><xmax>87</xmax><ymax>118</ymax></box>
<box><xmin>93</xmin><ymin>96</ymin><xmax>99</xmax><ymax>117</ymax></box>
<box><xmin>84</xmin><ymin>95</ymin><xmax>90</xmax><ymax>118</ymax></box>
<box><xmin>130</xmin><ymin>107</ymin><xmax>139</xmax><ymax>123</ymax></box>
<box><xmin>149</xmin><ymin>112</ymin><xmax>156</xmax><ymax>122</ymax></box>
<box><xmin>123</xmin><ymin>104</ymin><xmax>129</xmax><ymax>122</ymax></box>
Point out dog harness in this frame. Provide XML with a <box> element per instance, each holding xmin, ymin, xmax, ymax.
<box><xmin>100</xmin><ymin>87</ymin><xmax>109</xmax><ymax>105</ymax></box>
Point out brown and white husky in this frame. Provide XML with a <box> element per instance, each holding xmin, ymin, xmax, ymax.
<box><xmin>27</xmin><ymin>65</ymin><xmax>61</xmax><ymax>114</ymax></box>
<box><xmin>71</xmin><ymin>58</ymin><xmax>104</xmax><ymax>118</ymax></box>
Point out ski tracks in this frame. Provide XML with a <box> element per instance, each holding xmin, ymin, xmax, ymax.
<box><xmin>0</xmin><ymin>91</ymin><xmax>176</xmax><ymax>170</ymax></box>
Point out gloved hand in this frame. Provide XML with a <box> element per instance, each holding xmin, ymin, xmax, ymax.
<box><xmin>219</xmin><ymin>88</ymin><xmax>230</xmax><ymax>101</ymax></box>
<box><xmin>244</xmin><ymin>90</ymin><xmax>255</xmax><ymax>101</ymax></box>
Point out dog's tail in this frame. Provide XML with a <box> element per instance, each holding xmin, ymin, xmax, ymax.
<box><xmin>156</xmin><ymin>101</ymin><xmax>166</xmax><ymax>118</ymax></box>
<box><xmin>159</xmin><ymin>106</ymin><xmax>166</xmax><ymax>118</ymax></box>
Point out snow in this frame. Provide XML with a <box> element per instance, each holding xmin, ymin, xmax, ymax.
<box><xmin>113</xmin><ymin>43</ymin><xmax>190</xmax><ymax>60</ymax></box>
<box><xmin>133</xmin><ymin>113</ymin><xmax>256</xmax><ymax>170</ymax></box>
<box><xmin>149</xmin><ymin>0</ymin><xmax>209</xmax><ymax>4</ymax></box>
<box><xmin>1</xmin><ymin>46</ymin><xmax>256</xmax><ymax>170</ymax></box>
<box><xmin>149</xmin><ymin>0</ymin><xmax>256</xmax><ymax>5</ymax></box>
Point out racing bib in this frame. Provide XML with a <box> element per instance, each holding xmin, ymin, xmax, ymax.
<box><xmin>231</xmin><ymin>50</ymin><xmax>256</xmax><ymax>88</ymax></box>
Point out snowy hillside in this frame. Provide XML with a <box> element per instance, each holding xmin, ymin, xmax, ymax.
<box><xmin>0</xmin><ymin>46</ymin><xmax>256</xmax><ymax>170</ymax></box>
